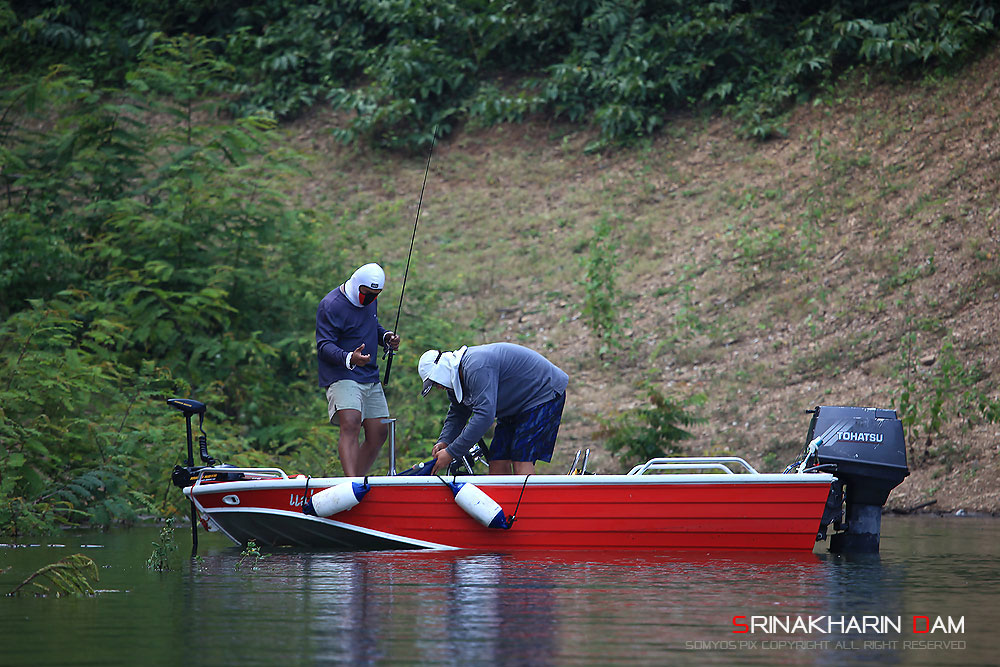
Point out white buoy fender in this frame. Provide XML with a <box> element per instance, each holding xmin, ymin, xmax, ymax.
<box><xmin>303</xmin><ymin>481</ymin><xmax>369</xmax><ymax>517</ymax></box>
<box><xmin>448</xmin><ymin>481</ymin><xmax>510</xmax><ymax>529</ymax></box>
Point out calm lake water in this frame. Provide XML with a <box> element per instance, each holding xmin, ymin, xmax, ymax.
<box><xmin>1</xmin><ymin>515</ymin><xmax>997</xmax><ymax>666</ymax></box>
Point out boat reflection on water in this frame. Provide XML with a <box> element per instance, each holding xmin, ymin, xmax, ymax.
<box><xmin>182</xmin><ymin>548</ymin><xmax>850</xmax><ymax>665</ymax></box>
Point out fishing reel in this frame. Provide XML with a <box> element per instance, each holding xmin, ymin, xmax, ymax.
<box><xmin>399</xmin><ymin>439</ymin><xmax>491</xmax><ymax>476</ymax></box>
<box><xmin>451</xmin><ymin>439</ymin><xmax>490</xmax><ymax>475</ymax></box>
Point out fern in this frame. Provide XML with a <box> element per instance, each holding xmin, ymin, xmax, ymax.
<box><xmin>7</xmin><ymin>554</ymin><xmax>99</xmax><ymax>597</ymax></box>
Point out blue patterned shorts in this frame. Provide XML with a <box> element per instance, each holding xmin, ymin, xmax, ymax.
<box><xmin>490</xmin><ymin>393</ymin><xmax>566</xmax><ymax>463</ymax></box>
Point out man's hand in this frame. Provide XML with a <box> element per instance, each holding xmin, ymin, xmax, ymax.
<box><xmin>431</xmin><ymin>441</ymin><xmax>448</xmax><ymax>456</ymax></box>
<box><xmin>351</xmin><ymin>343</ymin><xmax>371</xmax><ymax>366</ymax></box>
<box><xmin>431</xmin><ymin>449</ymin><xmax>454</xmax><ymax>475</ymax></box>
<box><xmin>384</xmin><ymin>332</ymin><xmax>401</xmax><ymax>351</ymax></box>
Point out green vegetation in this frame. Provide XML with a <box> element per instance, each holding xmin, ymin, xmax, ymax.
<box><xmin>2</xmin><ymin>2</ymin><xmax>1000</xmax><ymax>537</ymax></box>
<box><xmin>1</xmin><ymin>2</ymin><xmax>995</xmax><ymax>149</ymax></box>
<box><xmin>235</xmin><ymin>540</ymin><xmax>267</xmax><ymax>572</ymax></box>
<box><xmin>0</xmin><ymin>34</ymin><xmax>453</xmax><ymax>537</ymax></box>
<box><xmin>146</xmin><ymin>519</ymin><xmax>177</xmax><ymax>572</ymax></box>
<box><xmin>597</xmin><ymin>387</ymin><xmax>706</xmax><ymax>468</ymax></box>
<box><xmin>580</xmin><ymin>214</ymin><xmax>623</xmax><ymax>356</ymax></box>
<box><xmin>6</xmin><ymin>554</ymin><xmax>98</xmax><ymax>597</ymax></box>
<box><xmin>896</xmin><ymin>334</ymin><xmax>1000</xmax><ymax>457</ymax></box>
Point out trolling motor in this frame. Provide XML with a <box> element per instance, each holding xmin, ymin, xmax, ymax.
<box><xmin>167</xmin><ymin>398</ymin><xmax>242</xmax><ymax>554</ymax></box>
<box><xmin>793</xmin><ymin>406</ymin><xmax>910</xmax><ymax>553</ymax></box>
<box><xmin>168</xmin><ymin>398</ymin><xmax>216</xmax><ymax>488</ymax></box>
<box><xmin>167</xmin><ymin>397</ymin><xmax>211</xmax><ymax>554</ymax></box>
<box><xmin>168</xmin><ymin>398</ymin><xmax>243</xmax><ymax>488</ymax></box>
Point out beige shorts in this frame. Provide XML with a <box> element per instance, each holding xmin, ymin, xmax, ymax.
<box><xmin>326</xmin><ymin>380</ymin><xmax>390</xmax><ymax>425</ymax></box>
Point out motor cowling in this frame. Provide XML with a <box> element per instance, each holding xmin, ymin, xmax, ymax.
<box><xmin>810</xmin><ymin>405</ymin><xmax>909</xmax><ymax>505</ymax></box>
<box><xmin>171</xmin><ymin>464</ymin><xmax>244</xmax><ymax>488</ymax></box>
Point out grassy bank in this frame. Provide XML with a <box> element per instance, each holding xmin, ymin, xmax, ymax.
<box><xmin>286</xmin><ymin>45</ymin><xmax>1000</xmax><ymax>513</ymax></box>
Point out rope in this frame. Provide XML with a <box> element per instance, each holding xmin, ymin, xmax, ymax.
<box><xmin>506</xmin><ymin>474</ymin><xmax>531</xmax><ymax>528</ymax></box>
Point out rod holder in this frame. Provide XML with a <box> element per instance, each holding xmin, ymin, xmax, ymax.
<box><xmin>381</xmin><ymin>418</ymin><xmax>397</xmax><ymax>476</ymax></box>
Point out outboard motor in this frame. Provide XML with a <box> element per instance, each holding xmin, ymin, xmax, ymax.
<box><xmin>807</xmin><ymin>406</ymin><xmax>909</xmax><ymax>553</ymax></box>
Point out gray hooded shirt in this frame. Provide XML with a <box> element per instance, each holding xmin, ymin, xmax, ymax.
<box><xmin>438</xmin><ymin>343</ymin><xmax>568</xmax><ymax>459</ymax></box>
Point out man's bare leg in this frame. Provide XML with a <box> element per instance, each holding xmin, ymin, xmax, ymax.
<box><xmin>490</xmin><ymin>460</ymin><xmax>512</xmax><ymax>474</ymax></box>
<box><xmin>490</xmin><ymin>460</ymin><xmax>535</xmax><ymax>474</ymax></box>
<box><xmin>336</xmin><ymin>409</ymin><xmax>363</xmax><ymax>476</ymax></box>
<box><xmin>512</xmin><ymin>461</ymin><xmax>535</xmax><ymax>475</ymax></box>
<box><xmin>357</xmin><ymin>417</ymin><xmax>388</xmax><ymax>475</ymax></box>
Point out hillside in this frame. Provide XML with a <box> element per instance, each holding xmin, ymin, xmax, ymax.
<box><xmin>284</xmin><ymin>45</ymin><xmax>1000</xmax><ymax>515</ymax></box>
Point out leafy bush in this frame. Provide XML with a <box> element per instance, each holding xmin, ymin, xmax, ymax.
<box><xmin>223</xmin><ymin>2</ymin><xmax>369</xmax><ymax>119</ymax></box>
<box><xmin>2</xmin><ymin>2</ymin><xmax>996</xmax><ymax>149</ymax></box>
<box><xmin>0</xmin><ymin>35</ymin><xmax>340</xmax><ymax>535</ymax></box>
<box><xmin>0</xmin><ymin>33</ymin><xmax>478</xmax><ymax>536</ymax></box>
<box><xmin>597</xmin><ymin>386</ymin><xmax>706</xmax><ymax>468</ymax></box>
<box><xmin>0</xmin><ymin>299</ymin><xmax>183</xmax><ymax>536</ymax></box>
<box><xmin>895</xmin><ymin>333</ymin><xmax>1000</xmax><ymax>458</ymax></box>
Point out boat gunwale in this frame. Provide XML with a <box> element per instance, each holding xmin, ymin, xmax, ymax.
<box><xmin>185</xmin><ymin>471</ymin><xmax>836</xmax><ymax>497</ymax></box>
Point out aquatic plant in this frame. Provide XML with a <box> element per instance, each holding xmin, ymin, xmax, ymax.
<box><xmin>235</xmin><ymin>540</ymin><xmax>267</xmax><ymax>572</ymax></box>
<box><xmin>580</xmin><ymin>215</ymin><xmax>624</xmax><ymax>356</ymax></box>
<box><xmin>7</xmin><ymin>554</ymin><xmax>98</xmax><ymax>597</ymax></box>
<box><xmin>146</xmin><ymin>519</ymin><xmax>177</xmax><ymax>572</ymax></box>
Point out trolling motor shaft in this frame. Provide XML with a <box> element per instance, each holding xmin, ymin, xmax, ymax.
<box><xmin>167</xmin><ymin>397</ymin><xmax>210</xmax><ymax>555</ymax></box>
<box><xmin>168</xmin><ymin>398</ymin><xmax>216</xmax><ymax>488</ymax></box>
<box><xmin>167</xmin><ymin>398</ymin><xmax>206</xmax><ymax>466</ymax></box>
<box><xmin>167</xmin><ymin>398</ymin><xmax>242</xmax><ymax>554</ymax></box>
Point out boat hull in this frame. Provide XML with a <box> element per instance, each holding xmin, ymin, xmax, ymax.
<box><xmin>186</xmin><ymin>473</ymin><xmax>834</xmax><ymax>552</ymax></box>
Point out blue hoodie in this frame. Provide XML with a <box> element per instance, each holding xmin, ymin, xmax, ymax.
<box><xmin>316</xmin><ymin>287</ymin><xmax>388</xmax><ymax>387</ymax></box>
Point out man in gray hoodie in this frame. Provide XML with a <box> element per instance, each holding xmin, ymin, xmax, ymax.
<box><xmin>418</xmin><ymin>343</ymin><xmax>568</xmax><ymax>475</ymax></box>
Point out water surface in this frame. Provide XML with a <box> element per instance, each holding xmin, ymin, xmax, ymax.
<box><xmin>1</xmin><ymin>515</ymin><xmax>996</xmax><ymax>665</ymax></box>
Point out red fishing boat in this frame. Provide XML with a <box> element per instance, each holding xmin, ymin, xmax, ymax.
<box><xmin>169</xmin><ymin>400</ymin><xmax>909</xmax><ymax>554</ymax></box>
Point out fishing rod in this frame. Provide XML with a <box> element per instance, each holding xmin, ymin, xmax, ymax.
<box><xmin>383</xmin><ymin>126</ymin><xmax>437</xmax><ymax>387</ymax></box>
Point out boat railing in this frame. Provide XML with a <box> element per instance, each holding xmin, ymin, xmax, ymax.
<box><xmin>627</xmin><ymin>457</ymin><xmax>759</xmax><ymax>476</ymax></box>
<box><xmin>192</xmin><ymin>467</ymin><xmax>290</xmax><ymax>485</ymax></box>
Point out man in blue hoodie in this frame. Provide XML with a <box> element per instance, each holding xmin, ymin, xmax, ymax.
<box><xmin>418</xmin><ymin>343</ymin><xmax>568</xmax><ymax>475</ymax></box>
<box><xmin>316</xmin><ymin>263</ymin><xmax>400</xmax><ymax>476</ymax></box>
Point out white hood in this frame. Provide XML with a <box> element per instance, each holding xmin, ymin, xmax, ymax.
<box><xmin>418</xmin><ymin>346</ymin><xmax>468</xmax><ymax>402</ymax></box>
<box><xmin>342</xmin><ymin>263</ymin><xmax>385</xmax><ymax>307</ymax></box>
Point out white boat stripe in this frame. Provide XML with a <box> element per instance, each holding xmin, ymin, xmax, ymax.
<box><xmin>206</xmin><ymin>507</ymin><xmax>459</xmax><ymax>550</ymax></box>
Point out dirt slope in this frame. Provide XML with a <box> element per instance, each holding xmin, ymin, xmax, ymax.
<box><xmin>287</xmin><ymin>45</ymin><xmax>1000</xmax><ymax>514</ymax></box>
